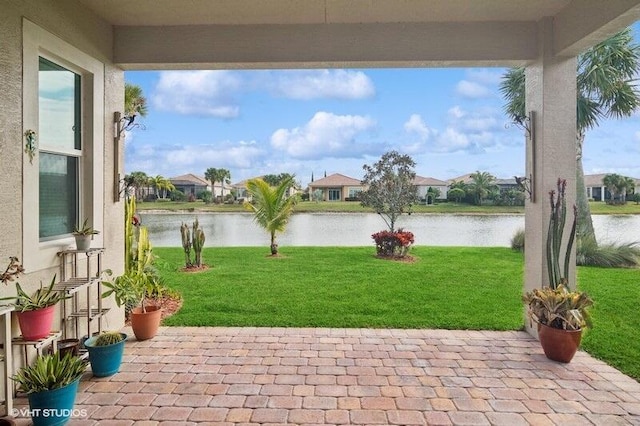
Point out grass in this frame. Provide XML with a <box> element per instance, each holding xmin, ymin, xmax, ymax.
<box><xmin>154</xmin><ymin>246</ymin><xmax>640</xmax><ymax>381</ymax></box>
<box><xmin>579</xmin><ymin>266</ymin><xmax>640</xmax><ymax>381</ymax></box>
<box><xmin>137</xmin><ymin>199</ymin><xmax>640</xmax><ymax>215</ymax></box>
<box><xmin>156</xmin><ymin>246</ymin><xmax>524</xmax><ymax>330</ymax></box>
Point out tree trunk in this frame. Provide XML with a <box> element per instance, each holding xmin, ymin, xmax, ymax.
<box><xmin>576</xmin><ymin>133</ymin><xmax>596</xmax><ymax>243</ymax></box>
<box><xmin>270</xmin><ymin>233</ymin><xmax>278</xmax><ymax>255</ymax></box>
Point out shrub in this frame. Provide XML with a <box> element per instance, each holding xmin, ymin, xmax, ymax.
<box><xmin>372</xmin><ymin>229</ymin><xmax>414</xmax><ymax>258</ymax></box>
<box><xmin>170</xmin><ymin>190</ymin><xmax>186</xmax><ymax>202</ymax></box>
<box><xmin>198</xmin><ymin>190</ymin><xmax>212</xmax><ymax>203</ymax></box>
<box><xmin>187</xmin><ymin>193</ymin><xmax>197</xmax><ymax>202</ymax></box>
<box><xmin>577</xmin><ymin>237</ymin><xmax>640</xmax><ymax>267</ymax></box>
<box><xmin>511</xmin><ymin>228</ymin><xmax>525</xmax><ymax>252</ymax></box>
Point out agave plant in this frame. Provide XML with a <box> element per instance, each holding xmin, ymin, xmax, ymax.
<box><xmin>1</xmin><ymin>275</ymin><xmax>70</xmax><ymax>312</ymax></box>
<box><xmin>12</xmin><ymin>353</ymin><xmax>87</xmax><ymax>394</ymax></box>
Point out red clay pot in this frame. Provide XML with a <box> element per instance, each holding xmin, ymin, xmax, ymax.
<box><xmin>130</xmin><ymin>305</ymin><xmax>162</xmax><ymax>341</ymax></box>
<box><xmin>537</xmin><ymin>322</ymin><xmax>582</xmax><ymax>363</ymax></box>
<box><xmin>16</xmin><ymin>305</ymin><xmax>55</xmax><ymax>340</ymax></box>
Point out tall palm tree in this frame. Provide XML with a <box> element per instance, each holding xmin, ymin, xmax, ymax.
<box><xmin>150</xmin><ymin>175</ymin><xmax>169</xmax><ymax>199</ymax></box>
<box><xmin>243</xmin><ymin>176</ymin><xmax>298</xmax><ymax>255</ymax></box>
<box><xmin>467</xmin><ymin>171</ymin><xmax>498</xmax><ymax>206</ymax></box>
<box><xmin>204</xmin><ymin>168</ymin><xmax>231</xmax><ymax>202</ymax></box>
<box><xmin>124</xmin><ymin>83</ymin><xmax>148</xmax><ymax>119</ymax></box>
<box><xmin>500</xmin><ymin>28</ymin><xmax>640</xmax><ymax>242</ymax></box>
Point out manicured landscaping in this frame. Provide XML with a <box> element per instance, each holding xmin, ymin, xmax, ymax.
<box><xmin>156</xmin><ymin>246</ymin><xmax>524</xmax><ymax>330</ymax></box>
<box><xmin>155</xmin><ymin>246</ymin><xmax>640</xmax><ymax>381</ymax></box>
<box><xmin>137</xmin><ymin>199</ymin><xmax>640</xmax><ymax>215</ymax></box>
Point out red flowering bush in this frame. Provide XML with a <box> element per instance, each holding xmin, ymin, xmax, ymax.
<box><xmin>372</xmin><ymin>229</ymin><xmax>415</xmax><ymax>258</ymax></box>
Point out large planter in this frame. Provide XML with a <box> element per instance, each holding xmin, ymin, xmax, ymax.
<box><xmin>130</xmin><ymin>305</ymin><xmax>162</xmax><ymax>341</ymax></box>
<box><xmin>84</xmin><ymin>333</ymin><xmax>127</xmax><ymax>377</ymax></box>
<box><xmin>17</xmin><ymin>305</ymin><xmax>55</xmax><ymax>341</ymax></box>
<box><xmin>27</xmin><ymin>378</ymin><xmax>80</xmax><ymax>426</ymax></box>
<box><xmin>537</xmin><ymin>322</ymin><xmax>583</xmax><ymax>363</ymax></box>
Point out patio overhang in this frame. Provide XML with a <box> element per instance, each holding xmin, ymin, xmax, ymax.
<box><xmin>75</xmin><ymin>0</ymin><xmax>640</xmax><ymax>69</ymax></box>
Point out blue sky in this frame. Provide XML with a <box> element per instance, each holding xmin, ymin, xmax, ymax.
<box><xmin>124</xmin><ymin>40</ymin><xmax>640</xmax><ymax>186</ymax></box>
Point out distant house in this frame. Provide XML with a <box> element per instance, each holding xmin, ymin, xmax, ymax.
<box><xmin>585</xmin><ymin>173</ymin><xmax>640</xmax><ymax>201</ymax></box>
<box><xmin>308</xmin><ymin>173</ymin><xmax>365</xmax><ymax>201</ymax></box>
<box><xmin>413</xmin><ymin>176</ymin><xmax>448</xmax><ymax>203</ymax></box>
<box><xmin>232</xmin><ymin>176</ymin><xmax>300</xmax><ymax>201</ymax></box>
<box><xmin>495</xmin><ymin>178</ymin><xmax>519</xmax><ymax>193</ymax></box>
<box><xmin>170</xmin><ymin>174</ymin><xmax>210</xmax><ymax>197</ymax></box>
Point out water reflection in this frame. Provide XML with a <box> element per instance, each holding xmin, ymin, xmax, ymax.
<box><xmin>140</xmin><ymin>212</ymin><xmax>640</xmax><ymax>248</ymax></box>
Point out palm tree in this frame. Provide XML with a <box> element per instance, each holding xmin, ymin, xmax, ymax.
<box><xmin>150</xmin><ymin>175</ymin><xmax>170</xmax><ymax>199</ymax></box>
<box><xmin>204</xmin><ymin>168</ymin><xmax>231</xmax><ymax>203</ymax></box>
<box><xmin>500</xmin><ymin>28</ymin><xmax>640</xmax><ymax>242</ymax></box>
<box><xmin>467</xmin><ymin>171</ymin><xmax>498</xmax><ymax>206</ymax></box>
<box><xmin>243</xmin><ymin>176</ymin><xmax>298</xmax><ymax>255</ymax></box>
<box><xmin>125</xmin><ymin>171</ymin><xmax>149</xmax><ymax>200</ymax></box>
<box><xmin>124</xmin><ymin>83</ymin><xmax>148</xmax><ymax>119</ymax></box>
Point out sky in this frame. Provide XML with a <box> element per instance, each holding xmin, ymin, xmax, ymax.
<box><xmin>124</xmin><ymin>28</ymin><xmax>640</xmax><ymax>187</ymax></box>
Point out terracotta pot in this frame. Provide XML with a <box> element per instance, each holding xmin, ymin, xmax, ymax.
<box><xmin>537</xmin><ymin>322</ymin><xmax>582</xmax><ymax>363</ymax></box>
<box><xmin>16</xmin><ymin>305</ymin><xmax>55</xmax><ymax>341</ymax></box>
<box><xmin>130</xmin><ymin>305</ymin><xmax>162</xmax><ymax>341</ymax></box>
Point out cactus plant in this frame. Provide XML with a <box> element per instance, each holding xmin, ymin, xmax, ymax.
<box><xmin>192</xmin><ymin>219</ymin><xmax>205</xmax><ymax>267</ymax></box>
<box><xmin>546</xmin><ymin>178</ymin><xmax>577</xmax><ymax>290</ymax></box>
<box><xmin>180</xmin><ymin>222</ymin><xmax>192</xmax><ymax>267</ymax></box>
<box><xmin>94</xmin><ymin>331</ymin><xmax>125</xmax><ymax>346</ymax></box>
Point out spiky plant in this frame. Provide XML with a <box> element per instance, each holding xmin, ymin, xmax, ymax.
<box><xmin>94</xmin><ymin>331</ymin><xmax>125</xmax><ymax>347</ymax></box>
<box><xmin>180</xmin><ymin>223</ymin><xmax>192</xmax><ymax>267</ymax></box>
<box><xmin>192</xmin><ymin>219</ymin><xmax>205</xmax><ymax>267</ymax></box>
<box><xmin>12</xmin><ymin>353</ymin><xmax>87</xmax><ymax>394</ymax></box>
<box><xmin>546</xmin><ymin>179</ymin><xmax>576</xmax><ymax>290</ymax></box>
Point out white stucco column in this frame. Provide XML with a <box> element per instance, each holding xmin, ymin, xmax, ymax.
<box><xmin>601</xmin><ymin>186</ymin><xmax>606</xmax><ymax>201</ymax></box>
<box><xmin>524</xmin><ymin>18</ymin><xmax>577</xmax><ymax>336</ymax></box>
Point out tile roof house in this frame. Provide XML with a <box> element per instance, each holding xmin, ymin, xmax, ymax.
<box><xmin>585</xmin><ymin>173</ymin><xmax>640</xmax><ymax>202</ymax></box>
<box><xmin>170</xmin><ymin>174</ymin><xmax>211</xmax><ymax>197</ymax></box>
<box><xmin>413</xmin><ymin>176</ymin><xmax>448</xmax><ymax>202</ymax></box>
<box><xmin>308</xmin><ymin>173</ymin><xmax>365</xmax><ymax>201</ymax></box>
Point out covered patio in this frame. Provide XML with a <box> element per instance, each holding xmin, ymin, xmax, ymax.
<box><xmin>12</xmin><ymin>327</ymin><xmax>640</xmax><ymax>425</ymax></box>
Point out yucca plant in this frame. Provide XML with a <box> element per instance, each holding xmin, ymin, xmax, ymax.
<box><xmin>94</xmin><ymin>331</ymin><xmax>125</xmax><ymax>346</ymax></box>
<box><xmin>12</xmin><ymin>353</ymin><xmax>87</xmax><ymax>394</ymax></box>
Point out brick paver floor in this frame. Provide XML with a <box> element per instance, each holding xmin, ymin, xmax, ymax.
<box><xmin>11</xmin><ymin>326</ymin><xmax>640</xmax><ymax>425</ymax></box>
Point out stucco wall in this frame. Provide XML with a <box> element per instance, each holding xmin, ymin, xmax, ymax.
<box><xmin>1</xmin><ymin>1</ymin><xmax>125</xmax><ymax>348</ymax></box>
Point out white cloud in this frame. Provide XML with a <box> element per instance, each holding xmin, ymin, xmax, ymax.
<box><xmin>404</xmin><ymin>114</ymin><xmax>432</xmax><ymax>141</ymax></box>
<box><xmin>448</xmin><ymin>106</ymin><xmax>466</xmax><ymax>119</ymax></box>
<box><xmin>125</xmin><ymin>140</ymin><xmax>264</xmax><ymax>177</ymax></box>
<box><xmin>153</xmin><ymin>71</ymin><xmax>242</xmax><ymax>118</ymax></box>
<box><xmin>270</xmin><ymin>111</ymin><xmax>377</xmax><ymax>159</ymax></box>
<box><xmin>455</xmin><ymin>80</ymin><xmax>492</xmax><ymax>99</ymax></box>
<box><xmin>266</xmin><ymin>70</ymin><xmax>375</xmax><ymax>100</ymax></box>
<box><xmin>466</xmin><ymin>69</ymin><xmax>504</xmax><ymax>86</ymax></box>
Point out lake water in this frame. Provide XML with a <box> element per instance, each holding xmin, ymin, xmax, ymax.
<box><xmin>140</xmin><ymin>212</ymin><xmax>640</xmax><ymax>248</ymax></box>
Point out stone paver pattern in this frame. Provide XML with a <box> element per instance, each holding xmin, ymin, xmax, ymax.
<box><xmin>11</xmin><ymin>326</ymin><xmax>640</xmax><ymax>425</ymax></box>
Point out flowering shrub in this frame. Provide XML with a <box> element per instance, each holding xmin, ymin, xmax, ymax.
<box><xmin>372</xmin><ymin>229</ymin><xmax>415</xmax><ymax>257</ymax></box>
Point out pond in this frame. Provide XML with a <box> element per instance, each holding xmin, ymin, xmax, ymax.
<box><xmin>140</xmin><ymin>212</ymin><xmax>640</xmax><ymax>248</ymax></box>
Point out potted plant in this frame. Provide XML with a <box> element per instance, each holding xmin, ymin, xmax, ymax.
<box><xmin>523</xmin><ymin>178</ymin><xmax>593</xmax><ymax>363</ymax></box>
<box><xmin>103</xmin><ymin>197</ymin><xmax>163</xmax><ymax>340</ymax></box>
<box><xmin>12</xmin><ymin>353</ymin><xmax>87</xmax><ymax>426</ymax></box>
<box><xmin>72</xmin><ymin>218</ymin><xmax>99</xmax><ymax>251</ymax></box>
<box><xmin>1</xmin><ymin>258</ymin><xmax>69</xmax><ymax>341</ymax></box>
<box><xmin>83</xmin><ymin>331</ymin><xmax>127</xmax><ymax>377</ymax></box>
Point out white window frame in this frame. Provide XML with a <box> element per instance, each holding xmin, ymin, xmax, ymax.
<box><xmin>22</xmin><ymin>19</ymin><xmax>104</xmax><ymax>272</ymax></box>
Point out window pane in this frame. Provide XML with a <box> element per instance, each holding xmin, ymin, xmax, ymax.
<box><xmin>39</xmin><ymin>153</ymin><xmax>78</xmax><ymax>239</ymax></box>
<box><xmin>39</xmin><ymin>57</ymin><xmax>81</xmax><ymax>150</ymax></box>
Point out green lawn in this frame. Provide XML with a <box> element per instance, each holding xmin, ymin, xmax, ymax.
<box><xmin>137</xmin><ymin>199</ymin><xmax>640</xmax><ymax>215</ymax></box>
<box><xmin>154</xmin><ymin>246</ymin><xmax>640</xmax><ymax>381</ymax></box>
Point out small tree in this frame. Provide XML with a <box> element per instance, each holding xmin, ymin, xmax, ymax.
<box><xmin>448</xmin><ymin>187</ymin><xmax>466</xmax><ymax>203</ymax></box>
<box><xmin>360</xmin><ymin>151</ymin><xmax>418</xmax><ymax>232</ymax></box>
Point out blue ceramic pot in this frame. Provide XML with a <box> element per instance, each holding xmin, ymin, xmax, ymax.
<box><xmin>27</xmin><ymin>378</ymin><xmax>80</xmax><ymax>426</ymax></box>
<box><xmin>84</xmin><ymin>333</ymin><xmax>127</xmax><ymax>377</ymax></box>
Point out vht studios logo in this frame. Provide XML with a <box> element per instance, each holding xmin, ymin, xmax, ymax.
<box><xmin>11</xmin><ymin>408</ymin><xmax>88</xmax><ymax>418</ymax></box>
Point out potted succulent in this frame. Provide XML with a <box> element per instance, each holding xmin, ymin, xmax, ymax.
<box><xmin>12</xmin><ymin>353</ymin><xmax>87</xmax><ymax>426</ymax></box>
<box><xmin>523</xmin><ymin>178</ymin><xmax>593</xmax><ymax>363</ymax></box>
<box><xmin>84</xmin><ymin>331</ymin><xmax>127</xmax><ymax>377</ymax></box>
<box><xmin>1</xmin><ymin>258</ymin><xmax>69</xmax><ymax>341</ymax></box>
<box><xmin>72</xmin><ymin>218</ymin><xmax>99</xmax><ymax>251</ymax></box>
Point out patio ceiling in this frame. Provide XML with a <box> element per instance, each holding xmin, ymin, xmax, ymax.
<box><xmin>78</xmin><ymin>0</ymin><xmax>640</xmax><ymax>69</ymax></box>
